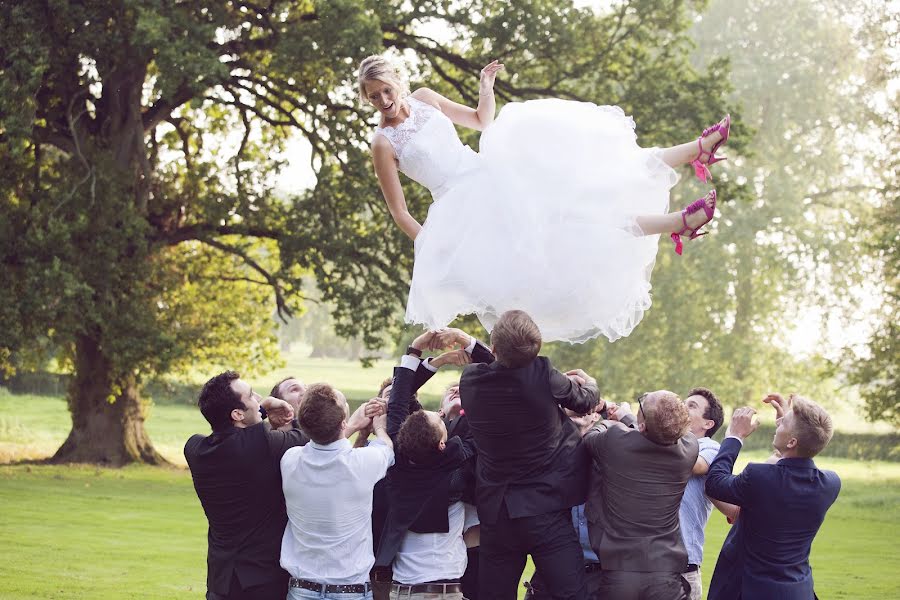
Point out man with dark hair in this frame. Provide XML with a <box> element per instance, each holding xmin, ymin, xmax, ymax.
<box><xmin>280</xmin><ymin>383</ymin><xmax>392</xmax><ymax>600</ymax></box>
<box><xmin>270</xmin><ymin>377</ymin><xmax>305</xmax><ymax>414</ymax></box>
<box><xmin>706</xmin><ymin>393</ymin><xmax>841</xmax><ymax>600</ymax></box>
<box><xmin>678</xmin><ymin>387</ymin><xmax>738</xmax><ymax>600</ymax></box>
<box><xmin>455</xmin><ymin>311</ymin><xmax>601</xmax><ymax>600</ymax></box>
<box><xmin>185</xmin><ymin>371</ymin><xmax>308</xmax><ymax>600</ymax></box>
<box><xmin>584</xmin><ymin>391</ymin><xmax>698</xmax><ymax>600</ymax></box>
<box><xmin>374</xmin><ymin>331</ymin><xmax>487</xmax><ymax>600</ymax></box>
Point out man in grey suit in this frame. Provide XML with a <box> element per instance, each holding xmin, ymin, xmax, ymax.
<box><xmin>584</xmin><ymin>391</ymin><xmax>698</xmax><ymax>600</ymax></box>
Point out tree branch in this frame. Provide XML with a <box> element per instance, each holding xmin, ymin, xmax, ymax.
<box><xmin>194</xmin><ymin>235</ymin><xmax>293</xmax><ymax>321</ymax></box>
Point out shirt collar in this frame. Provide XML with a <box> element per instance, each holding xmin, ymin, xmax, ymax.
<box><xmin>309</xmin><ymin>437</ymin><xmax>351</xmax><ymax>451</ymax></box>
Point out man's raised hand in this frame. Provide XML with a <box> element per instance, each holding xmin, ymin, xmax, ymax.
<box><xmin>431</xmin><ymin>348</ymin><xmax>472</xmax><ymax>369</ymax></box>
<box><xmin>262</xmin><ymin>397</ymin><xmax>294</xmax><ymax>429</ymax></box>
<box><xmin>432</xmin><ymin>328</ymin><xmax>473</xmax><ymax>351</ymax></box>
<box><xmin>763</xmin><ymin>393</ymin><xmax>792</xmax><ymax>420</ymax></box>
<box><xmin>726</xmin><ymin>407</ymin><xmax>759</xmax><ymax>440</ymax></box>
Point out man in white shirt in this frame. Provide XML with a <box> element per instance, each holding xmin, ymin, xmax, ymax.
<box><xmin>281</xmin><ymin>383</ymin><xmax>394</xmax><ymax>600</ymax></box>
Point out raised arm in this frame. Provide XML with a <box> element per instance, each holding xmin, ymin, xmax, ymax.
<box><xmin>411</xmin><ymin>61</ymin><xmax>503</xmax><ymax>132</ymax></box>
<box><xmin>372</xmin><ymin>135</ymin><xmax>421</xmax><ymax>240</ymax></box>
<box><xmin>549</xmin><ymin>367</ymin><xmax>600</xmax><ymax>414</ymax></box>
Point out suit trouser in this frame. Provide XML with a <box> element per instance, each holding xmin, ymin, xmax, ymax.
<box><xmin>524</xmin><ymin>565</ymin><xmax>603</xmax><ymax>599</ymax></box>
<box><xmin>207</xmin><ymin>572</ymin><xmax>288</xmax><ymax>600</ymax></box>
<box><xmin>592</xmin><ymin>570</ymin><xmax>689</xmax><ymax>600</ymax></box>
<box><xmin>479</xmin><ymin>504</ymin><xmax>585</xmax><ymax>600</ymax></box>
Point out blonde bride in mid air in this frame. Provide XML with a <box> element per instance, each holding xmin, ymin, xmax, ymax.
<box><xmin>358</xmin><ymin>55</ymin><xmax>730</xmax><ymax>343</ymax></box>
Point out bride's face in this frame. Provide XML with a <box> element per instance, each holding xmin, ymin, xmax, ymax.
<box><xmin>364</xmin><ymin>79</ymin><xmax>402</xmax><ymax>120</ymax></box>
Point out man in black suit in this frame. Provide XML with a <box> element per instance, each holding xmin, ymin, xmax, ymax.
<box><xmin>184</xmin><ymin>370</ymin><xmax>372</xmax><ymax>600</ymax></box>
<box><xmin>583</xmin><ymin>392</ymin><xmax>698</xmax><ymax>600</ymax></box>
<box><xmin>457</xmin><ymin>310</ymin><xmax>600</xmax><ymax>600</ymax></box>
<box><xmin>705</xmin><ymin>394</ymin><xmax>841</xmax><ymax>600</ymax></box>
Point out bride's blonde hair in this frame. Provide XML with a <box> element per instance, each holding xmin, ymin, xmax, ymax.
<box><xmin>357</xmin><ymin>55</ymin><xmax>409</xmax><ymax>104</ymax></box>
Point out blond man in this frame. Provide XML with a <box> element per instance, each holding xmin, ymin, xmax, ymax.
<box><xmin>706</xmin><ymin>394</ymin><xmax>841</xmax><ymax>600</ymax></box>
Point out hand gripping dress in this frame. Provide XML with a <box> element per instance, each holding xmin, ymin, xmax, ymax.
<box><xmin>375</xmin><ymin>96</ymin><xmax>679</xmax><ymax>343</ymax></box>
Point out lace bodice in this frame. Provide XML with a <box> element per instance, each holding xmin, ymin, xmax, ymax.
<box><xmin>374</xmin><ymin>97</ymin><xmax>480</xmax><ymax>198</ymax></box>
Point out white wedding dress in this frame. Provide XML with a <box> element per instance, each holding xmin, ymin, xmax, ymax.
<box><xmin>375</xmin><ymin>96</ymin><xmax>678</xmax><ymax>343</ymax></box>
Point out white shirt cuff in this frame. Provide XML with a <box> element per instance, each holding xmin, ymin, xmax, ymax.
<box><xmin>400</xmin><ymin>354</ymin><xmax>421</xmax><ymax>371</ymax></box>
<box><xmin>725</xmin><ymin>435</ymin><xmax>744</xmax><ymax>446</ymax></box>
<box><xmin>422</xmin><ymin>357</ymin><xmax>438</xmax><ymax>373</ymax></box>
<box><xmin>464</xmin><ymin>337</ymin><xmax>476</xmax><ymax>353</ymax></box>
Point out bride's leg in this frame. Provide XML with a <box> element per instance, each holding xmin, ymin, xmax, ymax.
<box><xmin>634</xmin><ymin>193</ymin><xmax>716</xmax><ymax>236</ymax></box>
<box><xmin>658</xmin><ymin>121</ymin><xmax>727</xmax><ymax>168</ymax></box>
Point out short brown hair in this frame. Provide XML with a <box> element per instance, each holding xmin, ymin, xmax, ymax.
<box><xmin>491</xmin><ymin>310</ymin><xmax>542</xmax><ymax>368</ymax></box>
<box><xmin>378</xmin><ymin>377</ymin><xmax>392</xmax><ymax>397</ymax></box>
<box><xmin>397</xmin><ymin>410</ymin><xmax>443</xmax><ymax>464</ymax></box>
<box><xmin>790</xmin><ymin>396</ymin><xmax>834</xmax><ymax>458</ymax></box>
<box><xmin>644</xmin><ymin>391</ymin><xmax>690</xmax><ymax>445</ymax></box>
<box><xmin>297</xmin><ymin>384</ymin><xmax>346</xmax><ymax>444</ymax></box>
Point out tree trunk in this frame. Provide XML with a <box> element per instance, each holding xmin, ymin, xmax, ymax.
<box><xmin>50</xmin><ymin>335</ymin><xmax>167</xmax><ymax>466</ymax></box>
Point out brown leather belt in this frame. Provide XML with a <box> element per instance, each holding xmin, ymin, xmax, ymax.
<box><xmin>391</xmin><ymin>582</ymin><xmax>462</xmax><ymax>595</ymax></box>
<box><xmin>290</xmin><ymin>578</ymin><xmax>370</xmax><ymax>593</ymax></box>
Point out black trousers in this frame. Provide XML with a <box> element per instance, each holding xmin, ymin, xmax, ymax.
<box><xmin>479</xmin><ymin>505</ymin><xmax>585</xmax><ymax>600</ymax></box>
<box><xmin>525</xmin><ymin>565</ymin><xmax>603</xmax><ymax>599</ymax></box>
<box><xmin>207</xmin><ymin>572</ymin><xmax>288</xmax><ymax>600</ymax></box>
<box><xmin>461</xmin><ymin>546</ymin><xmax>480</xmax><ymax>600</ymax></box>
<box><xmin>592</xmin><ymin>570</ymin><xmax>689</xmax><ymax>600</ymax></box>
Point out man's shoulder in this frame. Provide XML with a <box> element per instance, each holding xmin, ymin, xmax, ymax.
<box><xmin>698</xmin><ymin>436</ymin><xmax>721</xmax><ymax>452</ymax></box>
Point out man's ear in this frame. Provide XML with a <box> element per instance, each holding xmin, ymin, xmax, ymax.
<box><xmin>703</xmin><ymin>418</ymin><xmax>715</xmax><ymax>434</ymax></box>
<box><xmin>438</xmin><ymin>440</ymin><xmax>446</xmax><ymax>452</ymax></box>
<box><xmin>231</xmin><ymin>408</ymin><xmax>245</xmax><ymax>425</ymax></box>
<box><xmin>638</xmin><ymin>422</ymin><xmax>647</xmax><ymax>434</ymax></box>
<box><xmin>786</xmin><ymin>436</ymin><xmax>798</xmax><ymax>450</ymax></box>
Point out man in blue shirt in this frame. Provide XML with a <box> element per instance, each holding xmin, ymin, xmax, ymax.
<box><xmin>677</xmin><ymin>387</ymin><xmax>738</xmax><ymax>600</ymax></box>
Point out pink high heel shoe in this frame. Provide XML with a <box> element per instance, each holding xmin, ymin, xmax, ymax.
<box><xmin>671</xmin><ymin>190</ymin><xmax>717</xmax><ymax>255</ymax></box>
<box><xmin>690</xmin><ymin>115</ymin><xmax>731</xmax><ymax>183</ymax></box>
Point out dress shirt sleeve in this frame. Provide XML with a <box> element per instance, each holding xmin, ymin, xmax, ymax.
<box><xmin>704</xmin><ymin>436</ymin><xmax>753</xmax><ymax>506</ymax></box>
<box><xmin>360</xmin><ymin>439</ymin><xmax>395</xmax><ymax>482</ymax></box>
<box><xmin>549</xmin><ymin>367</ymin><xmax>599</xmax><ymax>414</ymax></box>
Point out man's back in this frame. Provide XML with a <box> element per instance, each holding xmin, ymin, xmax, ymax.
<box><xmin>585</xmin><ymin>422</ymin><xmax>698</xmax><ymax>572</ymax></box>
<box><xmin>460</xmin><ymin>356</ymin><xmax>596</xmax><ymax>522</ymax></box>
<box><xmin>707</xmin><ymin>438</ymin><xmax>841</xmax><ymax>599</ymax></box>
<box><xmin>280</xmin><ymin>438</ymin><xmax>393</xmax><ymax>585</ymax></box>
<box><xmin>184</xmin><ymin>422</ymin><xmax>307</xmax><ymax>595</ymax></box>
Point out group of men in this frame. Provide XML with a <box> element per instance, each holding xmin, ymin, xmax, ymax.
<box><xmin>185</xmin><ymin>309</ymin><xmax>841</xmax><ymax>600</ymax></box>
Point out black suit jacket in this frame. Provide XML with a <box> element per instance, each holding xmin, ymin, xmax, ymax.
<box><xmin>584</xmin><ymin>420</ymin><xmax>698</xmax><ymax>572</ymax></box>
<box><xmin>460</xmin><ymin>353</ymin><xmax>598</xmax><ymax>524</ymax></box>
<box><xmin>705</xmin><ymin>437</ymin><xmax>841</xmax><ymax>600</ymax></box>
<box><xmin>184</xmin><ymin>422</ymin><xmax>308</xmax><ymax>595</ymax></box>
<box><xmin>375</xmin><ymin>358</ymin><xmax>478</xmax><ymax>567</ymax></box>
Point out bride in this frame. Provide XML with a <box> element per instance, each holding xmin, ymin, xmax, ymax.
<box><xmin>359</xmin><ymin>55</ymin><xmax>730</xmax><ymax>343</ymax></box>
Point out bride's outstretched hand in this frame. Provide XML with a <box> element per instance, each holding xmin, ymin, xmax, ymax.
<box><xmin>479</xmin><ymin>60</ymin><xmax>504</xmax><ymax>95</ymax></box>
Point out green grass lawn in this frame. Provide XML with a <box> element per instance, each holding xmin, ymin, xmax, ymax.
<box><xmin>0</xmin><ymin>456</ymin><xmax>897</xmax><ymax>599</ymax></box>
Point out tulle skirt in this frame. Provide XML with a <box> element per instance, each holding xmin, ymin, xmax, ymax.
<box><xmin>406</xmin><ymin>99</ymin><xmax>679</xmax><ymax>343</ymax></box>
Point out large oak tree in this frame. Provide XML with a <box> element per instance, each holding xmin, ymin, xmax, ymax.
<box><xmin>0</xmin><ymin>0</ymin><xmax>729</xmax><ymax>464</ymax></box>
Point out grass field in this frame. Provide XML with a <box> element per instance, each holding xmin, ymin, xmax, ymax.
<box><xmin>1</xmin><ymin>353</ymin><xmax>898</xmax><ymax>599</ymax></box>
<box><xmin>0</xmin><ymin>456</ymin><xmax>897</xmax><ymax>599</ymax></box>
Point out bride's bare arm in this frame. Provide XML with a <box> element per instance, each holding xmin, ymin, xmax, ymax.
<box><xmin>411</xmin><ymin>61</ymin><xmax>503</xmax><ymax>132</ymax></box>
<box><xmin>412</xmin><ymin>88</ymin><xmax>491</xmax><ymax>131</ymax></box>
<box><xmin>372</xmin><ymin>135</ymin><xmax>421</xmax><ymax>240</ymax></box>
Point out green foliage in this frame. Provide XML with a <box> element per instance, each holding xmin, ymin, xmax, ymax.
<box><xmin>1</xmin><ymin>0</ymin><xmax>741</xmax><ymax>460</ymax></box>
